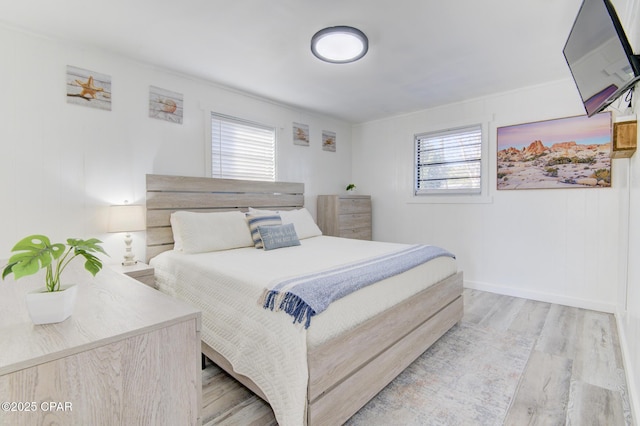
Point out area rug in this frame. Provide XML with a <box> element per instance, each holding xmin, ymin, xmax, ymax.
<box><xmin>345</xmin><ymin>322</ymin><xmax>535</xmax><ymax>426</ymax></box>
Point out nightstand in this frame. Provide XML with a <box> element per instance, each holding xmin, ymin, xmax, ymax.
<box><xmin>112</xmin><ymin>262</ymin><xmax>156</xmax><ymax>288</ymax></box>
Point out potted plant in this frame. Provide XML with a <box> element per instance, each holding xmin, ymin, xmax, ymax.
<box><xmin>346</xmin><ymin>183</ymin><xmax>356</xmax><ymax>192</ymax></box>
<box><xmin>2</xmin><ymin>234</ymin><xmax>107</xmax><ymax>324</ymax></box>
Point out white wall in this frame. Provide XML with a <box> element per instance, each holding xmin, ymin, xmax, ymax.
<box><xmin>352</xmin><ymin>79</ymin><xmax>628</xmax><ymax>313</ymax></box>
<box><xmin>614</xmin><ymin>0</ymin><xmax>640</xmax><ymax>420</ymax></box>
<box><xmin>352</xmin><ymin>67</ymin><xmax>640</xmax><ymax>419</ymax></box>
<box><xmin>0</xmin><ymin>25</ymin><xmax>353</xmax><ymax>263</ymax></box>
<box><xmin>620</xmin><ymin>96</ymin><xmax>640</xmax><ymax>426</ymax></box>
<box><xmin>353</xmin><ymin>1</ymin><xmax>640</xmax><ymax>414</ymax></box>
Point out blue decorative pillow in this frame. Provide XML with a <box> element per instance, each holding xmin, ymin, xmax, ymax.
<box><xmin>258</xmin><ymin>223</ymin><xmax>301</xmax><ymax>251</ymax></box>
<box><xmin>246</xmin><ymin>214</ymin><xmax>281</xmax><ymax>249</ymax></box>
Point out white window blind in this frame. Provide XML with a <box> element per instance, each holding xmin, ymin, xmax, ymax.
<box><xmin>415</xmin><ymin>124</ymin><xmax>482</xmax><ymax>195</ymax></box>
<box><xmin>211</xmin><ymin>113</ymin><xmax>276</xmax><ymax>181</ymax></box>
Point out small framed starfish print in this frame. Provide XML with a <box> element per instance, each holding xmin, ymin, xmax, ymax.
<box><xmin>66</xmin><ymin>65</ymin><xmax>112</xmax><ymax>110</ymax></box>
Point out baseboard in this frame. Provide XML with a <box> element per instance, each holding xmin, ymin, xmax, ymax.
<box><xmin>464</xmin><ymin>280</ymin><xmax>616</xmax><ymax>314</ymax></box>
<box><xmin>615</xmin><ymin>309</ymin><xmax>640</xmax><ymax>424</ymax></box>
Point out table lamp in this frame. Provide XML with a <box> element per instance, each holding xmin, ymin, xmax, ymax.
<box><xmin>108</xmin><ymin>202</ymin><xmax>146</xmax><ymax>266</ymax></box>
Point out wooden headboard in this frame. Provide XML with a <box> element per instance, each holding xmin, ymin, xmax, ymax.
<box><xmin>145</xmin><ymin>174</ymin><xmax>305</xmax><ymax>262</ymax></box>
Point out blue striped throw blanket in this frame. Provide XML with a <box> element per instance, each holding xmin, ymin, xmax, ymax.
<box><xmin>262</xmin><ymin>244</ymin><xmax>455</xmax><ymax>328</ymax></box>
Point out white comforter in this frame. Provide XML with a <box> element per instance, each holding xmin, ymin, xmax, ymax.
<box><xmin>150</xmin><ymin>236</ymin><xmax>456</xmax><ymax>425</ymax></box>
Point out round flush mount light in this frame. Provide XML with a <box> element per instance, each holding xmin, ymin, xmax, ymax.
<box><xmin>311</xmin><ymin>26</ymin><xmax>369</xmax><ymax>64</ymax></box>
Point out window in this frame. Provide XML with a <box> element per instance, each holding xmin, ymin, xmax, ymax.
<box><xmin>210</xmin><ymin>113</ymin><xmax>276</xmax><ymax>181</ymax></box>
<box><xmin>415</xmin><ymin>124</ymin><xmax>482</xmax><ymax>195</ymax></box>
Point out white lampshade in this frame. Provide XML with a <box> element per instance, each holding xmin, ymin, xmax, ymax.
<box><xmin>109</xmin><ymin>204</ymin><xmax>146</xmax><ymax>266</ymax></box>
<box><xmin>108</xmin><ymin>204</ymin><xmax>146</xmax><ymax>233</ymax></box>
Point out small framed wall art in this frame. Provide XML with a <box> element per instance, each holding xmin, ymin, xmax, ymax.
<box><xmin>293</xmin><ymin>122</ymin><xmax>310</xmax><ymax>146</ymax></box>
<box><xmin>66</xmin><ymin>65</ymin><xmax>112</xmax><ymax>110</ymax></box>
<box><xmin>149</xmin><ymin>86</ymin><xmax>184</xmax><ymax>124</ymax></box>
<box><xmin>322</xmin><ymin>130</ymin><xmax>336</xmax><ymax>152</ymax></box>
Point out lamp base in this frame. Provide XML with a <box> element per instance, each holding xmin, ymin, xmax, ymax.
<box><xmin>122</xmin><ymin>232</ymin><xmax>138</xmax><ymax>267</ymax></box>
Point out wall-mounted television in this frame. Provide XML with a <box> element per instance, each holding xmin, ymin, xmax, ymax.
<box><xmin>563</xmin><ymin>0</ymin><xmax>640</xmax><ymax>116</ymax></box>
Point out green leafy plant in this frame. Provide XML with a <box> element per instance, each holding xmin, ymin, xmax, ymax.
<box><xmin>346</xmin><ymin>183</ymin><xmax>356</xmax><ymax>191</ymax></box>
<box><xmin>2</xmin><ymin>235</ymin><xmax>107</xmax><ymax>292</ymax></box>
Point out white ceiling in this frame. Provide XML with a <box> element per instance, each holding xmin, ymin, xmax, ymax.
<box><xmin>0</xmin><ymin>0</ymin><xmax>583</xmax><ymax>123</ymax></box>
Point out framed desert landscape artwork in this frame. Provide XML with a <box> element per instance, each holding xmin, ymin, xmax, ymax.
<box><xmin>497</xmin><ymin>113</ymin><xmax>612</xmax><ymax>190</ymax></box>
<box><xmin>66</xmin><ymin>65</ymin><xmax>112</xmax><ymax>110</ymax></box>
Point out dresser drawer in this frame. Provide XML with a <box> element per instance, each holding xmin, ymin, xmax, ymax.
<box><xmin>339</xmin><ymin>213</ymin><xmax>372</xmax><ymax>230</ymax></box>
<box><xmin>338</xmin><ymin>198</ymin><xmax>371</xmax><ymax>215</ymax></box>
<box><xmin>339</xmin><ymin>227</ymin><xmax>372</xmax><ymax>240</ymax></box>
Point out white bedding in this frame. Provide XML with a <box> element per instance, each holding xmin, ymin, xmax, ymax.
<box><xmin>150</xmin><ymin>235</ymin><xmax>457</xmax><ymax>425</ymax></box>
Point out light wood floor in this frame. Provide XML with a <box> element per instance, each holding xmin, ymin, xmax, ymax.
<box><xmin>201</xmin><ymin>289</ymin><xmax>632</xmax><ymax>425</ymax></box>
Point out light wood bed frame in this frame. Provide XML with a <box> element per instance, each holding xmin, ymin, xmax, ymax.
<box><xmin>146</xmin><ymin>174</ymin><xmax>464</xmax><ymax>425</ymax></box>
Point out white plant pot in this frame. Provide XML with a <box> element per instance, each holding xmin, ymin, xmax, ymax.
<box><xmin>25</xmin><ymin>284</ymin><xmax>78</xmax><ymax>325</ymax></box>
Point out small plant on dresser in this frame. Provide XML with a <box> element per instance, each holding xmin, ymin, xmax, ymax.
<box><xmin>2</xmin><ymin>234</ymin><xmax>107</xmax><ymax>324</ymax></box>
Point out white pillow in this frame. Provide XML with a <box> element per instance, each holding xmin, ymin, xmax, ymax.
<box><xmin>280</xmin><ymin>208</ymin><xmax>323</xmax><ymax>239</ymax></box>
<box><xmin>170</xmin><ymin>211</ymin><xmax>253</xmax><ymax>253</ymax></box>
<box><xmin>247</xmin><ymin>207</ymin><xmax>322</xmax><ymax>239</ymax></box>
<box><xmin>248</xmin><ymin>207</ymin><xmax>277</xmax><ymax>215</ymax></box>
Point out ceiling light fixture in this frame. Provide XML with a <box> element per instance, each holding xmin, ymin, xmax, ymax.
<box><xmin>311</xmin><ymin>26</ymin><xmax>368</xmax><ymax>64</ymax></box>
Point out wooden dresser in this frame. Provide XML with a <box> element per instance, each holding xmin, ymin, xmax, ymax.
<box><xmin>0</xmin><ymin>263</ymin><xmax>201</xmax><ymax>426</ymax></box>
<box><xmin>317</xmin><ymin>194</ymin><xmax>372</xmax><ymax>240</ymax></box>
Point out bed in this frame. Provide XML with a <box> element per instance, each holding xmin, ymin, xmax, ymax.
<box><xmin>145</xmin><ymin>174</ymin><xmax>463</xmax><ymax>426</ymax></box>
